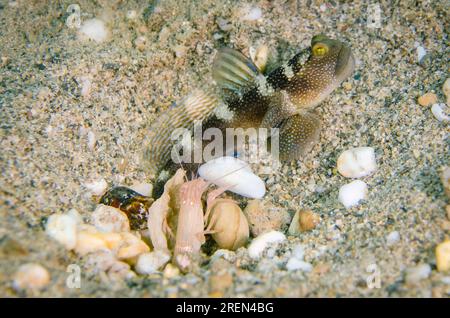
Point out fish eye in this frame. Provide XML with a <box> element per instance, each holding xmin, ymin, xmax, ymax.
<box><xmin>312</xmin><ymin>43</ymin><xmax>329</xmax><ymax>56</ymax></box>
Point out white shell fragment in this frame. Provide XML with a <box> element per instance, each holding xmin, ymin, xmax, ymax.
<box><xmin>45</xmin><ymin>210</ymin><xmax>80</xmax><ymax>249</ymax></box>
<box><xmin>83</xmin><ymin>178</ymin><xmax>108</xmax><ymax>196</ymax></box>
<box><xmin>198</xmin><ymin>156</ymin><xmax>266</xmax><ymax>199</ymax></box>
<box><xmin>337</xmin><ymin>147</ymin><xmax>377</xmax><ymax>178</ymax></box>
<box><xmin>248</xmin><ymin>230</ymin><xmax>286</xmax><ymax>259</ymax></box>
<box><xmin>431</xmin><ymin>103</ymin><xmax>450</xmax><ymax>122</ymax></box>
<box><xmin>338</xmin><ymin>180</ymin><xmax>368</xmax><ymax>209</ymax></box>
<box><xmin>79</xmin><ymin>19</ymin><xmax>109</xmax><ymax>43</ymax></box>
<box><xmin>135</xmin><ymin>251</ymin><xmax>171</xmax><ymax>275</ymax></box>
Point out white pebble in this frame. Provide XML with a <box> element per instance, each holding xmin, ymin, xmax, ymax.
<box><xmin>386</xmin><ymin>231</ymin><xmax>400</xmax><ymax>246</ymax></box>
<box><xmin>405</xmin><ymin>264</ymin><xmax>431</xmax><ymax>284</ymax></box>
<box><xmin>291</xmin><ymin>244</ymin><xmax>305</xmax><ymax>260</ymax></box>
<box><xmin>337</xmin><ymin>147</ymin><xmax>377</xmax><ymax>178</ymax></box>
<box><xmin>286</xmin><ymin>258</ymin><xmax>313</xmax><ymax>272</ymax></box>
<box><xmin>130</xmin><ymin>182</ymin><xmax>153</xmax><ymax>197</ymax></box>
<box><xmin>13</xmin><ymin>263</ymin><xmax>50</xmax><ymax>291</ymax></box>
<box><xmin>241</xmin><ymin>6</ymin><xmax>262</xmax><ymax>21</ymax></box>
<box><xmin>46</xmin><ymin>211</ymin><xmax>80</xmax><ymax>249</ymax></box>
<box><xmin>87</xmin><ymin>130</ymin><xmax>96</xmax><ymax>150</ymax></box>
<box><xmin>431</xmin><ymin>103</ymin><xmax>449</xmax><ymax>122</ymax></box>
<box><xmin>83</xmin><ymin>178</ymin><xmax>107</xmax><ymax>196</ymax></box>
<box><xmin>198</xmin><ymin>156</ymin><xmax>266</xmax><ymax>199</ymax></box>
<box><xmin>416</xmin><ymin>46</ymin><xmax>427</xmax><ymax>63</ymax></box>
<box><xmin>135</xmin><ymin>251</ymin><xmax>171</xmax><ymax>275</ymax></box>
<box><xmin>248</xmin><ymin>230</ymin><xmax>286</xmax><ymax>259</ymax></box>
<box><xmin>79</xmin><ymin>19</ymin><xmax>109</xmax><ymax>43</ymax></box>
<box><xmin>91</xmin><ymin>204</ymin><xmax>130</xmax><ymax>233</ymax></box>
<box><xmin>80</xmin><ymin>77</ymin><xmax>91</xmax><ymax>98</ymax></box>
<box><xmin>338</xmin><ymin>180</ymin><xmax>368</xmax><ymax>209</ymax></box>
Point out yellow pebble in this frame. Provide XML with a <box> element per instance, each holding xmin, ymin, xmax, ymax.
<box><xmin>417</xmin><ymin>92</ymin><xmax>437</xmax><ymax>107</ymax></box>
<box><xmin>436</xmin><ymin>240</ymin><xmax>450</xmax><ymax>272</ymax></box>
<box><xmin>343</xmin><ymin>82</ymin><xmax>352</xmax><ymax>91</ymax></box>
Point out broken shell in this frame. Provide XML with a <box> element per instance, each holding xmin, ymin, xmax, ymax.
<box><xmin>198</xmin><ymin>156</ymin><xmax>266</xmax><ymax>199</ymax></box>
<box><xmin>208</xmin><ymin>199</ymin><xmax>249</xmax><ymax>251</ymax></box>
<box><xmin>431</xmin><ymin>103</ymin><xmax>450</xmax><ymax>122</ymax></box>
<box><xmin>288</xmin><ymin>209</ymin><xmax>320</xmax><ymax>235</ymax></box>
<box><xmin>100</xmin><ymin>186</ymin><xmax>153</xmax><ymax>230</ymax></box>
<box><xmin>91</xmin><ymin>204</ymin><xmax>130</xmax><ymax>233</ymax></box>
<box><xmin>337</xmin><ymin>147</ymin><xmax>377</xmax><ymax>178</ymax></box>
<box><xmin>12</xmin><ymin>263</ymin><xmax>50</xmax><ymax>291</ymax></box>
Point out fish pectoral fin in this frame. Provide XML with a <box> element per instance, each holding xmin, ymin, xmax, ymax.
<box><xmin>277</xmin><ymin>112</ymin><xmax>322</xmax><ymax>161</ymax></box>
<box><xmin>213</xmin><ymin>48</ymin><xmax>261</xmax><ymax>96</ymax></box>
<box><xmin>261</xmin><ymin>91</ymin><xmax>299</xmax><ymax>129</ymax></box>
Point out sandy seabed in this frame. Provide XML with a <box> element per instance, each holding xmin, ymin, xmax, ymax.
<box><xmin>0</xmin><ymin>0</ymin><xmax>449</xmax><ymax>297</ymax></box>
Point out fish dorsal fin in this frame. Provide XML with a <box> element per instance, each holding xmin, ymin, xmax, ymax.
<box><xmin>213</xmin><ymin>48</ymin><xmax>261</xmax><ymax>97</ymax></box>
<box><xmin>141</xmin><ymin>90</ymin><xmax>218</xmax><ymax>177</ymax></box>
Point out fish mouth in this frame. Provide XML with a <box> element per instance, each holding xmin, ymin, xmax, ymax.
<box><xmin>335</xmin><ymin>44</ymin><xmax>355</xmax><ymax>81</ymax></box>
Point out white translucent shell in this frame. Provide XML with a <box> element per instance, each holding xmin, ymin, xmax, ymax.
<box><xmin>198</xmin><ymin>156</ymin><xmax>266</xmax><ymax>199</ymax></box>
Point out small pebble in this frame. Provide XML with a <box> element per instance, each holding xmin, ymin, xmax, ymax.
<box><xmin>291</xmin><ymin>244</ymin><xmax>305</xmax><ymax>260</ymax></box>
<box><xmin>431</xmin><ymin>103</ymin><xmax>450</xmax><ymax>122</ymax></box>
<box><xmin>87</xmin><ymin>130</ymin><xmax>96</xmax><ymax>150</ymax></box>
<box><xmin>337</xmin><ymin>147</ymin><xmax>377</xmax><ymax>178</ymax></box>
<box><xmin>418</xmin><ymin>92</ymin><xmax>437</xmax><ymax>106</ymax></box>
<box><xmin>91</xmin><ymin>204</ymin><xmax>130</xmax><ymax>233</ymax></box>
<box><xmin>416</xmin><ymin>46</ymin><xmax>427</xmax><ymax>63</ymax></box>
<box><xmin>45</xmin><ymin>210</ymin><xmax>81</xmax><ymax>249</ymax></box>
<box><xmin>436</xmin><ymin>240</ymin><xmax>450</xmax><ymax>272</ymax></box>
<box><xmin>135</xmin><ymin>251</ymin><xmax>171</xmax><ymax>275</ymax></box>
<box><xmin>13</xmin><ymin>263</ymin><xmax>50</xmax><ymax>291</ymax></box>
<box><xmin>79</xmin><ymin>18</ymin><xmax>109</xmax><ymax>43</ymax></box>
<box><xmin>404</xmin><ymin>263</ymin><xmax>431</xmax><ymax>284</ymax></box>
<box><xmin>286</xmin><ymin>258</ymin><xmax>313</xmax><ymax>272</ymax></box>
<box><xmin>443</xmin><ymin>78</ymin><xmax>450</xmax><ymax>104</ymax></box>
<box><xmin>338</xmin><ymin>180</ymin><xmax>368</xmax><ymax>209</ymax></box>
<box><xmin>241</xmin><ymin>6</ymin><xmax>262</xmax><ymax>21</ymax></box>
<box><xmin>247</xmin><ymin>230</ymin><xmax>286</xmax><ymax>259</ymax></box>
<box><xmin>83</xmin><ymin>178</ymin><xmax>107</xmax><ymax>196</ymax></box>
<box><xmin>386</xmin><ymin>231</ymin><xmax>400</xmax><ymax>246</ymax></box>
<box><xmin>130</xmin><ymin>182</ymin><xmax>153</xmax><ymax>197</ymax></box>
<box><xmin>163</xmin><ymin>263</ymin><xmax>180</xmax><ymax>278</ymax></box>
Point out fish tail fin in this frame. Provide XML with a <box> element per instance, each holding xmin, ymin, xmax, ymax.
<box><xmin>213</xmin><ymin>48</ymin><xmax>261</xmax><ymax>97</ymax></box>
<box><xmin>141</xmin><ymin>89</ymin><xmax>218</xmax><ymax>177</ymax></box>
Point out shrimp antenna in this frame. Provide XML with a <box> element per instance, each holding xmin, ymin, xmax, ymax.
<box><xmin>173</xmin><ymin>147</ymin><xmax>189</xmax><ymax>183</ymax></box>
